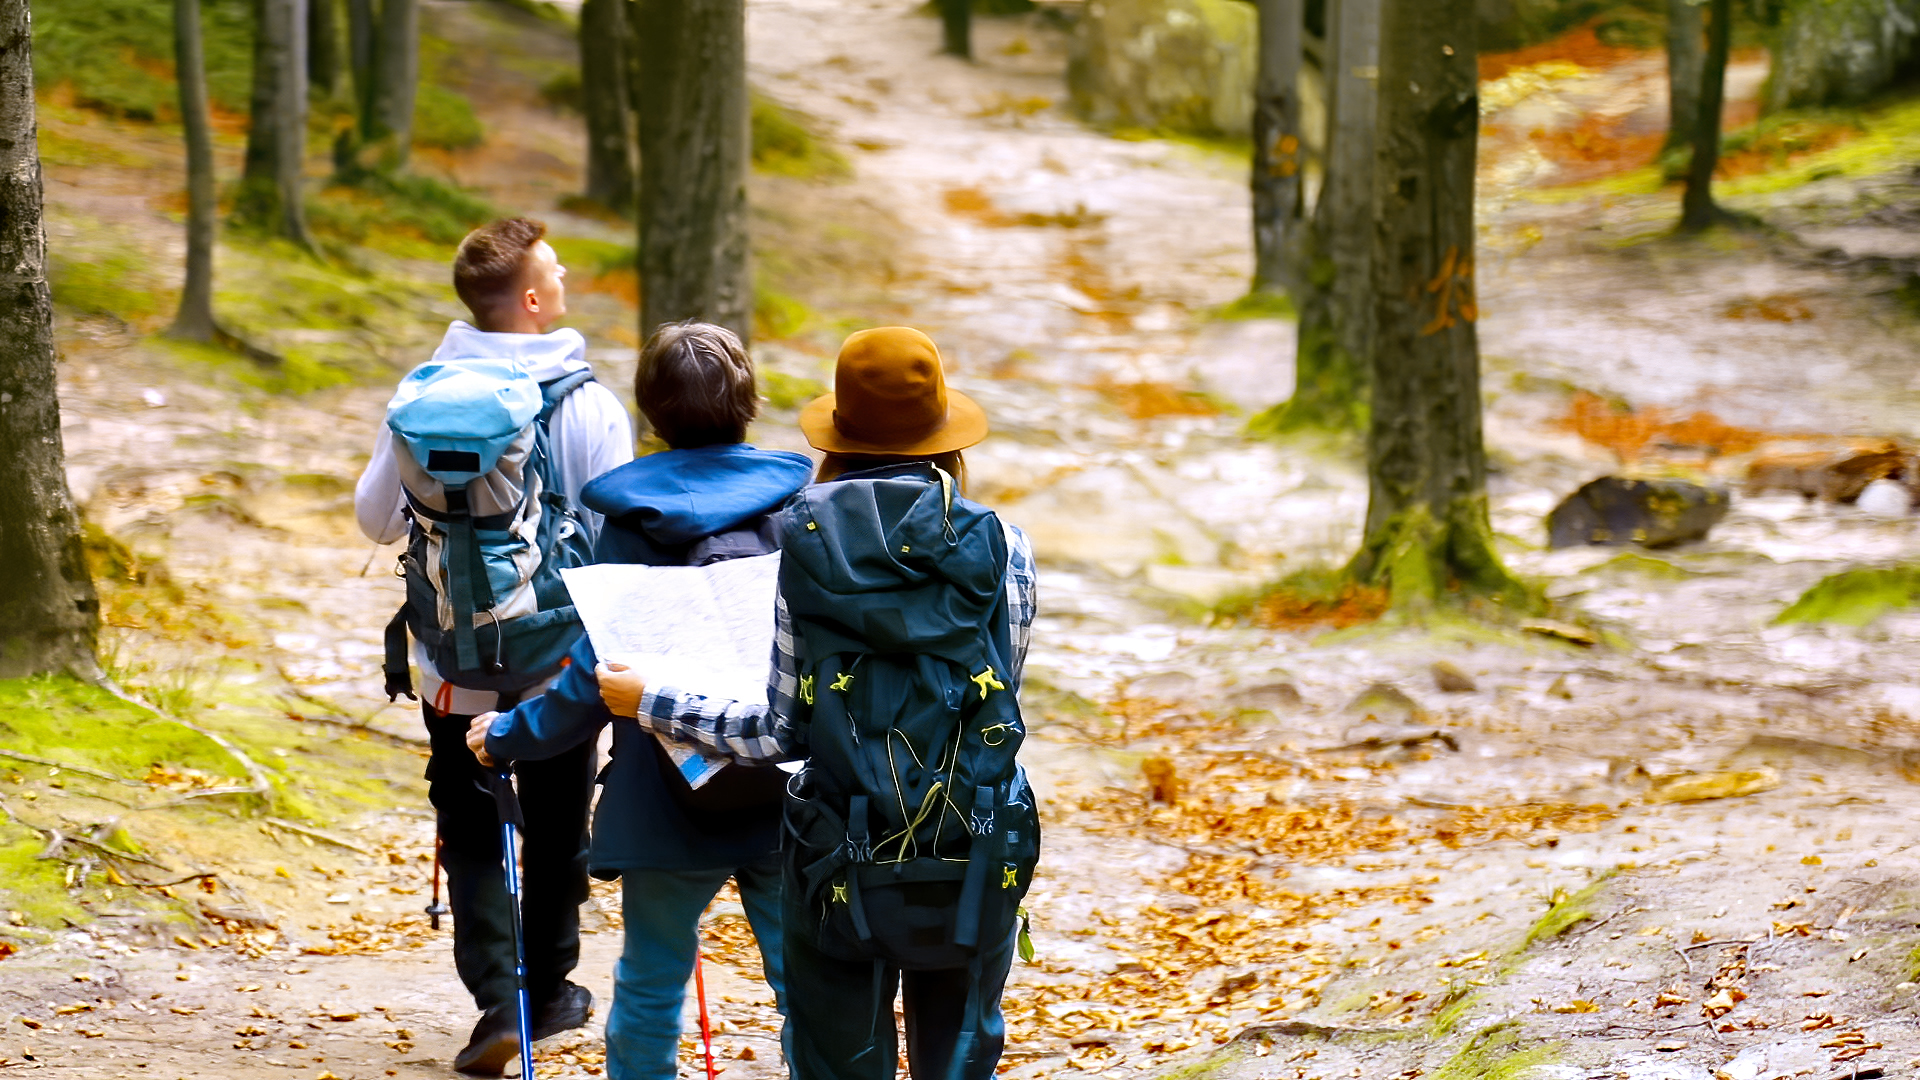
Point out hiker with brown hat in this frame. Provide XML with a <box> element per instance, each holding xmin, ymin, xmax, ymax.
<box><xmin>596</xmin><ymin>326</ymin><xmax>1041</xmax><ymax>1080</ymax></box>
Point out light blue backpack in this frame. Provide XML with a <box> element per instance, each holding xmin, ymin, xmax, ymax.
<box><xmin>379</xmin><ymin>359</ymin><xmax>595</xmax><ymax>709</ymax></box>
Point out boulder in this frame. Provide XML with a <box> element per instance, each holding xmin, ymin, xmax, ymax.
<box><xmin>1068</xmin><ymin>0</ymin><xmax>1257</xmax><ymax>138</ymax></box>
<box><xmin>1546</xmin><ymin>477</ymin><xmax>1729</xmax><ymax>550</ymax></box>
<box><xmin>1768</xmin><ymin>0</ymin><xmax>1920</xmax><ymax>111</ymax></box>
<box><xmin>1745</xmin><ymin>439</ymin><xmax>1912</xmax><ymax>504</ymax></box>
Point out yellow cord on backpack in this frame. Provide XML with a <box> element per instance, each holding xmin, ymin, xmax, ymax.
<box><xmin>971</xmin><ymin>667</ymin><xmax>1005</xmax><ymax>700</ymax></box>
<box><xmin>830</xmin><ymin>671</ymin><xmax>854</xmax><ymax>692</ymax></box>
<box><xmin>798</xmin><ymin>675</ymin><xmax>815</xmax><ymax>705</ymax></box>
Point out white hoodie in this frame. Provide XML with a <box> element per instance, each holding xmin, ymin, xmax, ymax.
<box><xmin>354</xmin><ymin>321</ymin><xmax>635</xmax><ymax>714</ymax></box>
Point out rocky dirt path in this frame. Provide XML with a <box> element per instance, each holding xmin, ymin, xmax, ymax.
<box><xmin>13</xmin><ymin>3</ymin><xmax>1920</xmax><ymax>1080</ymax></box>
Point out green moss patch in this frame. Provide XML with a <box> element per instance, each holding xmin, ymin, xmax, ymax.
<box><xmin>752</xmin><ymin>93</ymin><xmax>850</xmax><ymax>180</ymax></box>
<box><xmin>1722</xmin><ymin>97</ymin><xmax>1920</xmax><ymax>198</ymax></box>
<box><xmin>1520</xmin><ymin>878</ymin><xmax>1607</xmax><ymax>951</ymax></box>
<box><xmin>50</xmin><ymin>247</ymin><xmax>169</xmax><ymax>328</ymax></box>
<box><xmin>0</xmin><ymin>676</ymin><xmax>241</xmax><ymax>787</ymax></box>
<box><xmin>1432</xmin><ymin>1023</ymin><xmax>1557</xmax><ymax>1080</ymax></box>
<box><xmin>1212</xmin><ymin>290</ymin><xmax>1297</xmax><ymax>321</ymax></box>
<box><xmin>413</xmin><ymin>84</ymin><xmax>487</xmax><ymax>151</ymax></box>
<box><xmin>309</xmin><ymin>172</ymin><xmax>496</xmax><ymax>254</ymax></box>
<box><xmin>31</xmin><ymin>0</ymin><xmax>256</xmax><ymax>119</ymax></box>
<box><xmin>760</xmin><ymin>369</ymin><xmax>827</xmax><ymax>411</ymax></box>
<box><xmin>1776</xmin><ymin>564</ymin><xmax>1920</xmax><ymax>627</ymax></box>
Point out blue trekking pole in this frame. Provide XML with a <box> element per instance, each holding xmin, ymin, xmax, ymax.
<box><xmin>486</xmin><ymin>767</ymin><xmax>537</xmax><ymax>1080</ymax></box>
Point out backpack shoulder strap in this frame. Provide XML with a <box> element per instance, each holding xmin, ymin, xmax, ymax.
<box><xmin>537</xmin><ymin>369</ymin><xmax>596</xmax><ymax>423</ymax></box>
<box><xmin>527</xmin><ymin>368</ymin><xmax>596</xmax><ymax>498</ymax></box>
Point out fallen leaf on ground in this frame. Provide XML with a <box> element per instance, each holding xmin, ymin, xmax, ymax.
<box><xmin>1645</xmin><ymin>768</ymin><xmax>1780</xmax><ymax>804</ymax></box>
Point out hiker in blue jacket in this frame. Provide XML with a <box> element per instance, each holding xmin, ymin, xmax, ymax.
<box><xmin>464</xmin><ymin>321</ymin><xmax>811</xmax><ymax>1080</ymax></box>
<box><xmin>595</xmin><ymin>327</ymin><xmax>1039</xmax><ymax>1080</ymax></box>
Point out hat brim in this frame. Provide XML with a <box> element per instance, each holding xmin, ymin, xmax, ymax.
<box><xmin>798</xmin><ymin>389</ymin><xmax>990</xmax><ymax>456</ymax></box>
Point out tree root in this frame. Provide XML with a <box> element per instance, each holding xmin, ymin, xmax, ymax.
<box><xmin>262</xmin><ymin>816</ymin><xmax>373</xmax><ymax>856</ymax></box>
<box><xmin>85</xmin><ymin>676</ymin><xmax>273</xmax><ymax>803</ymax></box>
<box><xmin>0</xmin><ymin>750</ymin><xmax>144</xmax><ymax>787</ymax></box>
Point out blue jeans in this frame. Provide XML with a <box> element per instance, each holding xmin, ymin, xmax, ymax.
<box><xmin>606</xmin><ymin>855</ymin><xmax>787</xmax><ymax>1080</ymax></box>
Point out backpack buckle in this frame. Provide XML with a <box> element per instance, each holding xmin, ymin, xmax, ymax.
<box><xmin>842</xmin><ymin>794</ymin><xmax>872</xmax><ymax>864</ymax></box>
<box><xmin>968</xmin><ymin>785</ymin><xmax>996</xmax><ymax>838</ymax></box>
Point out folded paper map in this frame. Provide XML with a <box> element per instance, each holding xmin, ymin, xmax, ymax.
<box><xmin>560</xmin><ymin>553</ymin><xmax>780</xmax><ymax>789</ymax></box>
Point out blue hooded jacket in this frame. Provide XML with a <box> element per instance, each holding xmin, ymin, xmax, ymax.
<box><xmin>484</xmin><ymin>444</ymin><xmax>813</xmax><ymax>875</ymax></box>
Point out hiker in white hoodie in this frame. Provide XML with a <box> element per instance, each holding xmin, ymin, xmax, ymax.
<box><xmin>354</xmin><ymin>218</ymin><xmax>632</xmax><ymax>1075</ymax></box>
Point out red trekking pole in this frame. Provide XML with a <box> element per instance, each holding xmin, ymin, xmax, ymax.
<box><xmin>425</xmin><ymin>836</ymin><xmax>449</xmax><ymax>929</ymax></box>
<box><xmin>693</xmin><ymin>946</ymin><xmax>717</xmax><ymax>1080</ymax></box>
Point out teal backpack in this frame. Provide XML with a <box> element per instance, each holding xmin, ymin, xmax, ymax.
<box><xmin>379</xmin><ymin>359</ymin><xmax>596</xmax><ymax>710</ymax></box>
<box><xmin>779</xmin><ymin>462</ymin><xmax>1040</xmax><ymax>1045</ymax></box>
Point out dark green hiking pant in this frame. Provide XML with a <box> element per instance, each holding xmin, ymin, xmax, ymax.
<box><xmin>424</xmin><ymin>702</ymin><xmax>592</xmax><ymax>1012</ymax></box>
<box><xmin>783</xmin><ymin>918</ymin><xmax>1015</xmax><ymax>1080</ymax></box>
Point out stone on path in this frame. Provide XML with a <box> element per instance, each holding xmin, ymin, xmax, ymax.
<box><xmin>1430</xmin><ymin>660</ymin><xmax>1476</xmax><ymax>693</ymax></box>
<box><xmin>1341</xmin><ymin>682</ymin><xmax>1426</xmax><ymax>724</ymax></box>
<box><xmin>1546</xmin><ymin>476</ymin><xmax>1730</xmax><ymax>549</ymax></box>
<box><xmin>1224</xmin><ymin>680</ymin><xmax>1301</xmax><ymax>712</ymax></box>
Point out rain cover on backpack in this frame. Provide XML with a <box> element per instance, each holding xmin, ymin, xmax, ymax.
<box><xmin>779</xmin><ymin>462</ymin><xmax>1040</xmax><ymax>971</ymax></box>
<box><xmin>380</xmin><ymin>359</ymin><xmax>596</xmax><ymax>706</ymax></box>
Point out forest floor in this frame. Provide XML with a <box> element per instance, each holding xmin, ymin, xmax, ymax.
<box><xmin>8</xmin><ymin>2</ymin><xmax>1920</xmax><ymax>1079</ymax></box>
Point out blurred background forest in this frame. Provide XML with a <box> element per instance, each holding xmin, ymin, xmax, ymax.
<box><xmin>5</xmin><ymin>0</ymin><xmax>1920</xmax><ymax>1077</ymax></box>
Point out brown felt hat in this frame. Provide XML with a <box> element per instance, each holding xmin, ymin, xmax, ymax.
<box><xmin>799</xmin><ymin>327</ymin><xmax>989</xmax><ymax>456</ymax></box>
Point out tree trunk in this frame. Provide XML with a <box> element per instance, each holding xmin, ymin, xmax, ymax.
<box><xmin>580</xmin><ymin>0</ymin><xmax>636</xmax><ymax>213</ymax></box>
<box><xmin>940</xmin><ymin>0</ymin><xmax>972</xmax><ymax>59</ymax></box>
<box><xmin>347</xmin><ymin>0</ymin><xmax>373</xmax><ymax>119</ymax></box>
<box><xmin>365</xmin><ymin>0</ymin><xmax>418</xmax><ymax>168</ymax></box>
<box><xmin>1680</xmin><ymin>0</ymin><xmax>1732</xmax><ymax>231</ymax></box>
<box><xmin>170</xmin><ymin>0</ymin><xmax>219</xmax><ymax>342</ymax></box>
<box><xmin>0</xmin><ymin>0</ymin><xmax>100</xmax><ymax>677</ymax></box>
<box><xmin>309</xmin><ymin>0</ymin><xmax>340</xmax><ymax>95</ymax></box>
<box><xmin>1268</xmin><ymin>0</ymin><xmax>1377</xmax><ymax>434</ymax></box>
<box><xmin>1349</xmin><ymin>0</ymin><xmax>1522</xmax><ymax>610</ymax></box>
<box><xmin>632</xmin><ymin>0</ymin><xmax>752</xmax><ymax>343</ymax></box>
<box><xmin>1664</xmin><ymin>0</ymin><xmax>1704</xmax><ymax>153</ymax></box>
<box><xmin>241</xmin><ymin>0</ymin><xmax>312</xmax><ymax>245</ymax></box>
<box><xmin>1251</xmin><ymin>0</ymin><xmax>1305</xmax><ymax>295</ymax></box>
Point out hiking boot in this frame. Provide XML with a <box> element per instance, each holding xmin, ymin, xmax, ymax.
<box><xmin>532</xmin><ymin>981</ymin><xmax>593</xmax><ymax>1041</ymax></box>
<box><xmin>452</xmin><ymin>1004</ymin><xmax>520</xmax><ymax>1076</ymax></box>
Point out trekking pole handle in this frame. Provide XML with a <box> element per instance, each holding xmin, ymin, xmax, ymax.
<box><xmin>486</xmin><ymin>767</ymin><xmax>525</xmax><ymax>830</ymax></box>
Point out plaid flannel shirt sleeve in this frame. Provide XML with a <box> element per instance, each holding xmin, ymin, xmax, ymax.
<box><xmin>1005</xmin><ymin>523</ymin><xmax>1037</xmax><ymax>690</ymax></box>
<box><xmin>631</xmin><ymin>593</ymin><xmax>806</xmax><ymax>765</ymax></box>
<box><xmin>632</xmin><ymin>523</ymin><xmax>1035</xmax><ymax>762</ymax></box>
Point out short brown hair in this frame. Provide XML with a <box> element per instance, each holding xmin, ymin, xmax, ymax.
<box><xmin>634</xmin><ymin>321</ymin><xmax>758</xmax><ymax>449</ymax></box>
<box><xmin>453</xmin><ymin>217</ymin><xmax>546</xmax><ymax>326</ymax></box>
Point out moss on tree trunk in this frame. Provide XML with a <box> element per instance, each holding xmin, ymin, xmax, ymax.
<box><xmin>1680</xmin><ymin>0</ymin><xmax>1733</xmax><ymax>231</ymax></box>
<box><xmin>1347</xmin><ymin>0</ymin><xmax>1528</xmax><ymax>612</ymax></box>
<box><xmin>1255</xmin><ymin>0</ymin><xmax>1376</xmax><ymax>437</ymax></box>
<box><xmin>0</xmin><ymin>0</ymin><xmax>100</xmax><ymax>676</ymax></box>
<box><xmin>239</xmin><ymin>0</ymin><xmax>312</xmax><ymax>245</ymax></box>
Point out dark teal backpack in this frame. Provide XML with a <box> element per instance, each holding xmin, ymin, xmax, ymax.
<box><xmin>379</xmin><ymin>364</ymin><xmax>596</xmax><ymax>710</ymax></box>
<box><xmin>779</xmin><ymin>462</ymin><xmax>1039</xmax><ymax>981</ymax></box>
